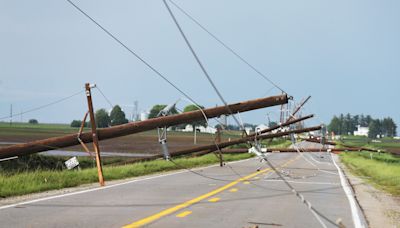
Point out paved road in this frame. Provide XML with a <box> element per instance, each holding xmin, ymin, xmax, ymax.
<box><xmin>0</xmin><ymin>148</ymin><xmax>363</xmax><ymax>228</ymax></box>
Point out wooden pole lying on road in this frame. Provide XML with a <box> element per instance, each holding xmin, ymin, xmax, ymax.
<box><xmin>219</xmin><ymin>147</ymin><xmax>363</xmax><ymax>153</ymax></box>
<box><xmin>0</xmin><ymin>94</ymin><xmax>288</xmax><ymax>159</ymax></box>
<box><xmin>169</xmin><ymin>125</ymin><xmax>322</xmax><ymax>157</ymax></box>
<box><xmin>85</xmin><ymin>83</ymin><xmax>105</xmax><ymax>186</ymax></box>
<box><xmin>112</xmin><ymin>125</ymin><xmax>323</xmax><ymax>165</ymax></box>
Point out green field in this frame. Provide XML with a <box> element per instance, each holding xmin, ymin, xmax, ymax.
<box><xmin>340</xmin><ymin>151</ymin><xmax>400</xmax><ymax>195</ymax></box>
<box><xmin>338</xmin><ymin>135</ymin><xmax>400</xmax><ymax>152</ymax></box>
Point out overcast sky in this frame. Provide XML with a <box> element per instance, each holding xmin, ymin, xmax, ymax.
<box><xmin>0</xmin><ymin>0</ymin><xmax>399</xmax><ymax>131</ymax></box>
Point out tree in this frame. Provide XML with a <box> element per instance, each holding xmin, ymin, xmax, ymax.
<box><xmin>183</xmin><ymin>105</ymin><xmax>206</xmax><ymax>131</ymax></box>
<box><xmin>328</xmin><ymin>116</ymin><xmax>341</xmax><ymax>134</ymax></box>
<box><xmin>268</xmin><ymin>121</ymin><xmax>278</xmax><ymax>128</ymax></box>
<box><xmin>368</xmin><ymin>119</ymin><xmax>382</xmax><ymax>139</ymax></box>
<box><xmin>28</xmin><ymin>119</ymin><xmax>38</xmax><ymax>124</ymax></box>
<box><xmin>70</xmin><ymin>120</ymin><xmax>88</xmax><ymax>128</ymax></box>
<box><xmin>110</xmin><ymin>105</ymin><xmax>128</xmax><ymax>126</ymax></box>
<box><xmin>95</xmin><ymin>109</ymin><xmax>111</xmax><ymax>128</ymax></box>
<box><xmin>71</xmin><ymin>120</ymin><xmax>82</xmax><ymax>128</ymax></box>
<box><xmin>148</xmin><ymin>104</ymin><xmax>178</xmax><ymax>119</ymax></box>
<box><xmin>382</xmin><ymin>117</ymin><xmax>397</xmax><ymax>137</ymax></box>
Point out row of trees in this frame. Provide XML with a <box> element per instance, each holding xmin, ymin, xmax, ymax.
<box><xmin>71</xmin><ymin>104</ymin><xmax>206</xmax><ymax>129</ymax></box>
<box><xmin>70</xmin><ymin>103</ymin><xmax>262</xmax><ymax>131</ymax></box>
<box><xmin>368</xmin><ymin>118</ymin><xmax>397</xmax><ymax>138</ymax></box>
<box><xmin>148</xmin><ymin>104</ymin><xmax>206</xmax><ymax>131</ymax></box>
<box><xmin>70</xmin><ymin>105</ymin><xmax>128</xmax><ymax>128</ymax></box>
<box><xmin>328</xmin><ymin>113</ymin><xmax>397</xmax><ymax>138</ymax></box>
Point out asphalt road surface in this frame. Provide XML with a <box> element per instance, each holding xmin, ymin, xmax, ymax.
<box><xmin>0</xmin><ymin>145</ymin><xmax>364</xmax><ymax>228</ymax></box>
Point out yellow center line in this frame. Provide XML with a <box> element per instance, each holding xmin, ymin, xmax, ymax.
<box><xmin>176</xmin><ymin>211</ymin><xmax>192</xmax><ymax>218</ymax></box>
<box><xmin>243</xmin><ymin>181</ymin><xmax>250</xmax><ymax>185</ymax></box>
<box><xmin>208</xmin><ymin>197</ymin><xmax>220</xmax><ymax>203</ymax></box>
<box><xmin>122</xmin><ymin>156</ymin><xmax>299</xmax><ymax>228</ymax></box>
<box><xmin>229</xmin><ymin>188</ymin><xmax>238</xmax><ymax>193</ymax></box>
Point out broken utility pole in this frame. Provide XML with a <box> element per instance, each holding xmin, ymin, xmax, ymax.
<box><xmin>169</xmin><ymin>125</ymin><xmax>322</xmax><ymax>157</ymax></box>
<box><xmin>113</xmin><ymin>125</ymin><xmax>323</xmax><ymax>164</ymax></box>
<box><xmin>0</xmin><ymin>94</ymin><xmax>288</xmax><ymax>159</ymax></box>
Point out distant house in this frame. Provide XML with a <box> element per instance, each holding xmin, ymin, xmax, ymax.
<box><xmin>354</xmin><ymin>125</ymin><xmax>369</xmax><ymax>137</ymax></box>
<box><xmin>182</xmin><ymin>124</ymin><xmax>217</xmax><ymax>134</ymax></box>
<box><xmin>255</xmin><ymin>124</ymin><xmax>269</xmax><ymax>132</ymax></box>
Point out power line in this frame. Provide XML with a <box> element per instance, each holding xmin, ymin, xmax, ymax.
<box><xmin>95</xmin><ymin>85</ymin><xmax>114</xmax><ymax>109</ymax></box>
<box><xmin>65</xmin><ymin>0</ymin><xmax>200</xmax><ymax>107</ymax></box>
<box><xmin>162</xmin><ymin>0</ymin><xmax>247</xmax><ymax>135</ymax></box>
<box><xmin>258</xmin><ymin>152</ymin><xmax>339</xmax><ymax>227</ymax></box>
<box><xmin>168</xmin><ymin>0</ymin><xmax>286</xmax><ymax>94</ymax></box>
<box><xmin>0</xmin><ymin>90</ymin><xmax>84</xmax><ymax>121</ymax></box>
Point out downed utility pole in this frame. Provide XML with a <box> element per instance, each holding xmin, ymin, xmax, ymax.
<box><xmin>219</xmin><ymin>147</ymin><xmax>362</xmax><ymax>153</ymax></box>
<box><xmin>247</xmin><ymin>114</ymin><xmax>314</xmax><ymax>138</ymax></box>
<box><xmin>0</xmin><ymin>94</ymin><xmax>288</xmax><ymax>159</ymax></box>
<box><xmin>169</xmin><ymin>125</ymin><xmax>322</xmax><ymax>157</ymax></box>
<box><xmin>114</xmin><ymin>125</ymin><xmax>322</xmax><ymax>164</ymax></box>
<box><xmin>205</xmin><ymin>114</ymin><xmax>315</xmax><ymax>155</ymax></box>
<box><xmin>305</xmin><ymin>138</ymin><xmax>383</xmax><ymax>153</ymax></box>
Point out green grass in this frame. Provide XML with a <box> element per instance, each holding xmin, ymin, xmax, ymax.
<box><xmin>340</xmin><ymin>152</ymin><xmax>400</xmax><ymax>195</ymax></box>
<box><xmin>0</xmin><ymin>122</ymin><xmax>71</xmax><ymax>129</ymax></box>
<box><xmin>0</xmin><ymin>153</ymin><xmax>253</xmax><ymax>198</ymax></box>
<box><xmin>337</xmin><ymin>135</ymin><xmax>400</xmax><ymax>152</ymax></box>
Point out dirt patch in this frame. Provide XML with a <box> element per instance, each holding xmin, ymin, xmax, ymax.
<box><xmin>0</xmin><ymin>130</ymin><xmax>240</xmax><ymax>155</ymax></box>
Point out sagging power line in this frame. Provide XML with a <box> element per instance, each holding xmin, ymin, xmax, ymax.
<box><xmin>167</xmin><ymin>0</ymin><xmax>286</xmax><ymax>94</ymax></box>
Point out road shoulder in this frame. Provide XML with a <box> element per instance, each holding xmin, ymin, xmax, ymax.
<box><xmin>340</xmin><ymin>158</ymin><xmax>400</xmax><ymax>228</ymax></box>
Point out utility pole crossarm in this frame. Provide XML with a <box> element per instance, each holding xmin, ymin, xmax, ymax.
<box><xmin>0</xmin><ymin>94</ymin><xmax>288</xmax><ymax>159</ymax></box>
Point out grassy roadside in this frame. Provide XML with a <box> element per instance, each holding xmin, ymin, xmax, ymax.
<box><xmin>0</xmin><ymin>153</ymin><xmax>253</xmax><ymax>198</ymax></box>
<box><xmin>340</xmin><ymin>151</ymin><xmax>400</xmax><ymax>195</ymax></box>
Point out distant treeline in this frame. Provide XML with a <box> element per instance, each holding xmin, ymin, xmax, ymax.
<box><xmin>328</xmin><ymin>113</ymin><xmax>397</xmax><ymax>138</ymax></box>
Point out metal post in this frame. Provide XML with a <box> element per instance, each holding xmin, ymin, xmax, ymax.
<box><xmin>85</xmin><ymin>83</ymin><xmax>105</xmax><ymax>186</ymax></box>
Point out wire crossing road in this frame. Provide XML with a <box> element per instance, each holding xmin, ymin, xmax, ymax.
<box><xmin>0</xmin><ymin>152</ymin><xmax>361</xmax><ymax>228</ymax></box>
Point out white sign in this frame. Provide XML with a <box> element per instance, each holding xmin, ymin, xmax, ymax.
<box><xmin>65</xmin><ymin>156</ymin><xmax>79</xmax><ymax>170</ymax></box>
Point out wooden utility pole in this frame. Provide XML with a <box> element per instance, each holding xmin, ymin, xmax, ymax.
<box><xmin>85</xmin><ymin>83</ymin><xmax>105</xmax><ymax>186</ymax></box>
<box><xmin>216</xmin><ymin>127</ymin><xmax>224</xmax><ymax>167</ymax></box>
<box><xmin>0</xmin><ymin>94</ymin><xmax>288</xmax><ymax>159</ymax></box>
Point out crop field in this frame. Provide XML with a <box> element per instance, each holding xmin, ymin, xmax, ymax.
<box><xmin>0</xmin><ymin>122</ymin><xmax>243</xmax><ymax>154</ymax></box>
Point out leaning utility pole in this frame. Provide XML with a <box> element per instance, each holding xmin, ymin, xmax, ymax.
<box><xmin>115</xmin><ymin>125</ymin><xmax>323</xmax><ymax>164</ymax></box>
<box><xmin>247</xmin><ymin>114</ymin><xmax>314</xmax><ymax>137</ymax></box>
<box><xmin>85</xmin><ymin>83</ymin><xmax>105</xmax><ymax>186</ymax></box>
<box><xmin>287</xmin><ymin>96</ymin><xmax>311</xmax><ymax>122</ymax></box>
<box><xmin>169</xmin><ymin>125</ymin><xmax>322</xmax><ymax>158</ymax></box>
<box><xmin>0</xmin><ymin>94</ymin><xmax>288</xmax><ymax>159</ymax></box>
